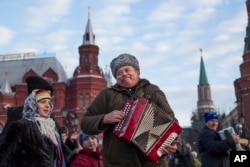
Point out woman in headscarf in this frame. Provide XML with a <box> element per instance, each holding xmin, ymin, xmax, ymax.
<box><xmin>0</xmin><ymin>89</ymin><xmax>66</xmax><ymax>167</ymax></box>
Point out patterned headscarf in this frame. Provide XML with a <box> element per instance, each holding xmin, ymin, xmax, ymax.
<box><xmin>22</xmin><ymin>89</ymin><xmax>57</xmax><ymax>146</ymax></box>
<box><xmin>23</xmin><ymin>90</ymin><xmax>53</xmax><ymax>118</ymax></box>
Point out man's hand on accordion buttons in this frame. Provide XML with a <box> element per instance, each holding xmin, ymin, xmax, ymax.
<box><xmin>161</xmin><ymin>141</ymin><xmax>178</xmax><ymax>155</ymax></box>
<box><xmin>103</xmin><ymin>110</ymin><xmax>125</xmax><ymax>124</ymax></box>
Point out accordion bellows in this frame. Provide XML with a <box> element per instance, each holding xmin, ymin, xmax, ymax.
<box><xmin>113</xmin><ymin>97</ymin><xmax>182</xmax><ymax>162</ymax></box>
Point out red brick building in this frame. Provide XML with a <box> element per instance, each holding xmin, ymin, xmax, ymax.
<box><xmin>234</xmin><ymin>0</ymin><xmax>250</xmax><ymax>138</ymax></box>
<box><xmin>0</xmin><ymin>9</ymin><xmax>111</xmax><ymax>135</ymax></box>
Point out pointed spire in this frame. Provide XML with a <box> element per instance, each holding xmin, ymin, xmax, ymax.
<box><xmin>0</xmin><ymin>72</ymin><xmax>13</xmax><ymax>94</ymax></box>
<box><xmin>199</xmin><ymin>49</ymin><xmax>209</xmax><ymax>85</ymax></box>
<box><xmin>83</xmin><ymin>6</ymin><xmax>95</xmax><ymax>45</ymax></box>
<box><xmin>88</xmin><ymin>6</ymin><xmax>91</xmax><ymax>19</ymax></box>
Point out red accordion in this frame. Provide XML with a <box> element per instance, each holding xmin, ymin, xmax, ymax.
<box><xmin>113</xmin><ymin>97</ymin><xmax>182</xmax><ymax>162</ymax></box>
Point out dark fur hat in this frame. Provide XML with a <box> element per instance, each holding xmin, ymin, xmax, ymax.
<box><xmin>26</xmin><ymin>76</ymin><xmax>54</xmax><ymax>95</ymax></box>
<box><xmin>110</xmin><ymin>53</ymin><xmax>140</xmax><ymax>78</ymax></box>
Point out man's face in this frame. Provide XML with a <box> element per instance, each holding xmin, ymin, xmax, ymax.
<box><xmin>116</xmin><ymin>66</ymin><xmax>140</xmax><ymax>88</ymax></box>
<box><xmin>206</xmin><ymin>119</ymin><xmax>218</xmax><ymax>131</ymax></box>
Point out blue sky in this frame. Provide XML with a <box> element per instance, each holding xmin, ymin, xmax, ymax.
<box><xmin>0</xmin><ymin>0</ymin><xmax>247</xmax><ymax>127</ymax></box>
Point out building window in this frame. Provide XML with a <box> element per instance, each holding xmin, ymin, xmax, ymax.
<box><xmin>79</xmin><ymin>94</ymin><xmax>84</xmax><ymax>112</ymax></box>
<box><xmin>86</xmin><ymin>94</ymin><xmax>90</xmax><ymax>107</ymax></box>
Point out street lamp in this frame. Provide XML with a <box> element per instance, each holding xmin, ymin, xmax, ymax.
<box><xmin>61</xmin><ymin>107</ymin><xmax>68</xmax><ymax>118</ymax></box>
<box><xmin>236</xmin><ymin>123</ymin><xmax>245</xmax><ymax>138</ymax></box>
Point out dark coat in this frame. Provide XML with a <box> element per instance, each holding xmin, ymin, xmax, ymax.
<box><xmin>0</xmin><ymin>119</ymin><xmax>61</xmax><ymax>167</ymax></box>
<box><xmin>81</xmin><ymin>79</ymin><xmax>177</xmax><ymax>167</ymax></box>
<box><xmin>0</xmin><ymin>106</ymin><xmax>72</xmax><ymax>167</ymax></box>
<box><xmin>197</xmin><ymin>126</ymin><xmax>234</xmax><ymax>167</ymax></box>
<box><xmin>176</xmin><ymin>144</ymin><xmax>195</xmax><ymax>167</ymax></box>
<box><xmin>0</xmin><ymin>106</ymin><xmax>23</xmax><ymax>146</ymax></box>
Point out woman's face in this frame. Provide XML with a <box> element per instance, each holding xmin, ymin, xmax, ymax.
<box><xmin>116</xmin><ymin>65</ymin><xmax>140</xmax><ymax>88</ymax></box>
<box><xmin>37</xmin><ymin>98</ymin><xmax>52</xmax><ymax>117</ymax></box>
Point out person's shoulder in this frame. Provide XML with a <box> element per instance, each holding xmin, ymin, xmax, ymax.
<box><xmin>7</xmin><ymin>106</ymin><xmax>23</xmax><ymax>119</ymax></box>
<box><xmin>71</xmin><ymin>153</ymin><xmax>89</xmax><ymax>166</ymax></box>
<box><xmin>11</xmin><ymin>118</ymin><xmax>32</xmax><ymax>128</ymax></box>
<box><xmin>140</xmin><ymin>79</ymin><xmax>159</xmax><ymax>89</ymax></box>
<box><xmin>198</xmin><ymin>126</ymin><xmax>218</xmax><ymax>140</ymax></box>
<box><xmin>3</xmin><ymin>118</ymin><xmax>30</xmax><ymax>138</ymax></box>
<box><xmin>93</xmin><ymin>87</ymin><xmax>114</xmax><ymax>99</ymax></box>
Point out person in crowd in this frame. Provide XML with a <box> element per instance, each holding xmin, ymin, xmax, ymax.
<box><xmin>59</xmin><ymin>126</ymin><xmax>82</xmax><ymax>167</ymax></box>
<box><xmin>177</xmin><ymin>141</ymin><xmax>195</xmax><ymax>167</ymax></box>
<box><xmin>81</xmin><ymin>53</ymin><xmax>179</xmax><ymax>167</ymax></box>
<box><xmin>169</xmin><ymin>140</ymin><xmax>195</xmax><ymax>167</ymax></box>
<box><xmin>0</xmin><ymin>77</ymin><xmax>66</xmax><ymax>166</ymax></box>
<box><xmin>197</xmin><ymin>112</ymin><xmax>240</xmax><ymax>167</ymax></box>
<box><xmin>71</xmin><ymin>131</ymin><xmax>103</xmax><ymax>167</ymax></box>
<box><xmin>0</xmin><ymin>76</ymin><xmax>53</xmax><ymax>146</ymax></box>
<box><xmin>59</xmin><ymin>126</ymin><xmax>81</xmax><ymax>152</ymax></box>
<box><xmin>0</xmin><ymin>106</ymin><xmax>23</xmax><ymax>145</ymax></box>
<box><xmin>191</xmin><ymin>151</ymin><xmax>201</xmax><ymax>167</ymax></box>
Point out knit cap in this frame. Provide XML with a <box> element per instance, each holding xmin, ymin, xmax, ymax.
<box><xmin>110</xmin><ymin>53</ymin><xmax>140</xmax><ymax>78</ymax></box>
<box><xmin>204</xmin><ymin>112</ymin><xmax>218</xmax><ymax>123</ymax></box>
<box><xmin>79</xmin><ymin>131</ymin><xmax>99</xmax><ymax>147</ymax></box>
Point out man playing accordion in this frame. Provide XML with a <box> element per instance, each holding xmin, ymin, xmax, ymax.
<box><xmin>81</xmin><ymin>53</ymin><xmax>180</xmax><ymax>167</ymax></box>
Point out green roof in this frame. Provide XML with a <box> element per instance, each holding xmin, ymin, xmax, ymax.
<box><xmin>199</xmin><ymin>56</ymin><xmax>209</xmax><ymax>85</ymax></box>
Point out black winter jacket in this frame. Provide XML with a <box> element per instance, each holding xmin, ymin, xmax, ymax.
<box><xmin>0</xmin><ymin>119</ymin><xmax>60</xmax><ymax>167</ymax></box>
<box><xmin>197</xmin><ymin>126</ymin><xmax>234</xmax><ymax>167</ymax></box>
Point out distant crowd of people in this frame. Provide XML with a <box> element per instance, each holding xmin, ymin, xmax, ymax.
<box><xmin>0</xmin><ymin>53</ymin><xmax>249</xmax><ymax>167</ymax></box>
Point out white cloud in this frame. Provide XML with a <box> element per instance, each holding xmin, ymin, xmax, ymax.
<box><xmin>0</xmin><ymin>27</ymin><xmax>14</xmax><ymax>45</ymax></box>
<box><xmin>24</xmin><ymin>0</ymin><xmax>71</xmax><ymax>32</ymax></box>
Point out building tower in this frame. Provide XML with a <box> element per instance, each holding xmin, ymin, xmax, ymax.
<box><xmin>234</xmin><ymin>0</ymin><xmax>250</xmax><ymax>138</ymax></box>
<box><xmin>66</xmin><ymin>7</ymin><xmax>107</xmax><ymax>120</ymax></box>
<box><xmin>192</xmin><ymin>50</ymin><xmax>214</xmax><ymax>130</ymax></box>
<box><xmin>185</xmin><ymin>50</ymin><xmax>215</xmax><ymax>152</ymax></box>
<box><xmin>197</xmin><ymin>55</ymin><xmax>214</xmax><ymax>114</ymax></box>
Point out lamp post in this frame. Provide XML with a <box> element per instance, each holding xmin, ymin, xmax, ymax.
<box><xmin>61</xmin><ymin>107</ymin><xmax>68</xmax><ymax>118</ymax></box>
<box><xmin>235</xmin><ymin>123</ymin><xmax>244</xmax><ymax>138</ymax></box>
